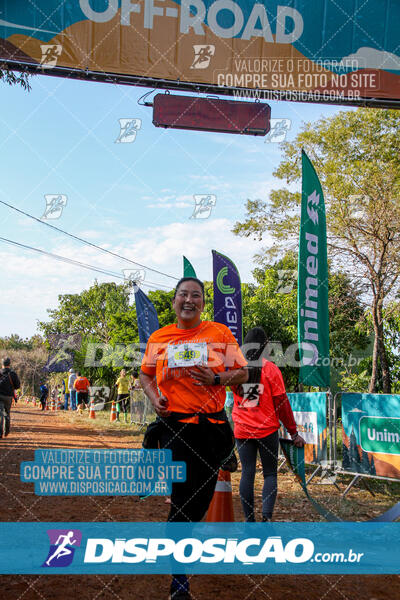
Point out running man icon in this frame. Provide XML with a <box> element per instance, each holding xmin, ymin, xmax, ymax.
<box><xmin>190</xmin><ymin>194</ymin><xmax>217</xmax><ymax>219</ymax></box>
<box><xmin>42</xmin><ymin>194</ymin><xmax>67</xmax><ymax>220</ymax></box>
<box><xmin>40</xmin><ymin>44</ymin><xmax>62</xmax><ymax>67</ymax></box>
<box><xmin>190</xmin><ymin>45</ymin><xmax>215</xmax><ymax>69</ymax></box>
<box><xmin>46</xmin><ymin>531</ymin><xmax>77</xmax><ymax>566</ymax></box>
<box><xmin>115</xmin><ymin>118</ymin><xmax>142</xmax><ymax>143</ymax></box>
<box><xmin>42</xmin><ymin>529</ymin><xmax>82</xmax><ymax>568</ymax></box>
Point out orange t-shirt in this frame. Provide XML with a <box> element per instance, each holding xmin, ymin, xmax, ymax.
<box><xmin>74</xmin><ymin>376</ymin><xmax>90</xmax><ymax>392</ymax></box>
<box><xmin>141</xmin><ymin>321</ymin><xmax>247</xmax><ymax>417</ymax></box>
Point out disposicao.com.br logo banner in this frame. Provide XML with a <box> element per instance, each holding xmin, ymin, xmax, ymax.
<box><xmin>0</xmin><ymin>523</ymin><xmax>398</xmax><ymax>574</ymax></box>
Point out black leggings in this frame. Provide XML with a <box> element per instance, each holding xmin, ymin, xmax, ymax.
<box><xmin>160</xmin><ymin>419</ymin><xmax>227</xmax><ymax>522</ymax></box>
<box><xmin>236</xmin><ymin>430</ymin><xmax>279</xmax><ymax>521</ymax></box>
<box><xmin>159</xmin><ymin>416</ymin><xmax>231</xmax><ymax>598</ymax></box>
<box><xmin>117</xmin><ymin>393</ymin><xmax>129</xmax><ymax>413</ymax></box>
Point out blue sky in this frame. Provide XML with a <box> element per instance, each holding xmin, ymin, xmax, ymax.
<box><xmin>0</xmin><ymin>74</ymin><xmax>351</xmax><ymax>337</ymax></box>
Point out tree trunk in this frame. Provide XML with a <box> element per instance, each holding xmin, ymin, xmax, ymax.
<box><xmin>369</xmin><ymin>322</ymin><xmax>379</xmax><ymax>393</ymax></box>
<box><xmin>369</xmin><ymin>295</ymin><xmax>391</xmax><ymax>393</ymax></box>
<box><xmin>376</xmin><ymin>298</ymin><xmax>391</xmax><ymax>393</ymax></box>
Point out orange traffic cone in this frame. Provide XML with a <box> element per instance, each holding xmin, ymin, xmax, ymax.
<box><xmin>110</xmin><ymin>401</ymin><xmax>117</xmax><ymax>423</ymax></box>
<box><xmin>51</xmin><ymin>397</ymin><xmax>56</xmax><ymax>411</ymax></box>
<box><xmin>206</xmin><ymin>469</ymin><xmax>235</xmax><ymax>522</ymax></box>
<box><xmin>32</xmin><ymin>397</ymin><xmax>36</xmax><ymax>407</ymax></box>
<box><xmin>45</xmin><ymin>398</ymin><xmax>49</xmax><ymax>411</ymax></box>
<box><xmin>89</xmin><ymin>398</ymin><xmax>96</xmax><ymax>419</ymax></box>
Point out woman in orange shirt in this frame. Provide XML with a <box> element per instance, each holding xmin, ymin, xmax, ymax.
<box><xmin>73</xmin><ymin>372</ymin><xmax>90</xmax><ymax>409</ymax></box>
<box><xmin>140</xmin><ymin>277</ymin><xmax>248</xmax><ymax>600</ymax></box>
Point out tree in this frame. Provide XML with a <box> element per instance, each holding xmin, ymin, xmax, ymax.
<box><xmin>2</xmin><ymin>346</ymin><xmax>47</xmax><ymax>395</ymax></box>
<box><xmin>0</xmin><ymin>334</ymin><xmax>45</xmax><ymax>351</ymax></box>
<box><xmin>38</xmin><ymin>281</ymin><xmax>133</xmax><ymax>342</ymax></box>
<box><xmin>245</xmin><ymin>252</ymin><xmax>368</xmax><ymax>390</ymax></box>
<box><xmin>0</xmin><ymin>66</ymin><xmax>31</xmax><ymax>90</ymax></box>
<box><xmin>378</xmin><ymin>302</ymin><xmax>400</xmax><ymax>393</ymax></box>
<box><xmin>233</xmin><ymin>108</ymin><xmax>400</xmax><ymax>393</ymax></box>
<box><xmin>38</xmin><ymin>282</ymin><xmax>136</xmax><ymax>386</ymax></box>
<box><xmin>37</xmin><ymin>282</ymin><xmax>182</xmax><ymax>387</ymax></box>
<box><xmin>148</xmin><ymin>289</ymin><xmax>175</xmax><ymax>328</ymax></box>
<box><xmin>0</xmin><ymin>334</ymin><xmax>32</xmax><ymax>350</ymax></box>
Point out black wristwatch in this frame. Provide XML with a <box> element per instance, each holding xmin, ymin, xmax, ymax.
<box><xmin>214</xmin><ymin>373</ymin><xmax>221</xmax><ymax>385</ymax></box>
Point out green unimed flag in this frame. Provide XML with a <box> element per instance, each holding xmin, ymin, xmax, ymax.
<box><xmin>183</xmin><ymin>256</ymin><xmax>197</xmax><ymax>278</ymax></box>
<box><xmin>298</xmin><ymin>150</ymin><xmax>330</xmax><ymax>388</ymax></box>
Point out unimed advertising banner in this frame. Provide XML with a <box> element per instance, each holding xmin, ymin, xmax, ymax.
<box><xmin>1</xmin><ymin>1</ymin><xmax>400</xmax><ymax>104</ymax></box>
<box><xmin>341</xmin><ymin>393</ymin><xmax>400</xmax><ymax>480</ymax></box>
<box><xmin>298</xmin><ymin>151</ymin><xmax>330</xmax><ymax>388</ymax></box>
<box><xmin>285</xmin><ymin>392</ymin><xmax>328</xmax><ymax>465</ymax></box>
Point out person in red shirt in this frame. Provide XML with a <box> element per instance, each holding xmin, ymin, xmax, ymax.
<box><xmin>140</xmin><ymin>277</ymin><xmax>247</xmax><ymax>600</ymax></box>
<box><xmin>73</xmin><ymin>372</ymin><xmax>90</xmax><ymax>409</ymax></box>
<box><xmin>232</xmin><ymin>327</ymin><xmax>305</xmax><ymax>522</ymax></box>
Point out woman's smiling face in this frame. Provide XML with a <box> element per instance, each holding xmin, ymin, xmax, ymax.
<box><xmin>172</xmin><ymin>280</ymin><xmax>205</xmax><ymax>329</ymax></box>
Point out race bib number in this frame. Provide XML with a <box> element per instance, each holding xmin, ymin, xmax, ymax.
<box><xmin>237</xmin><ymin>384</ymin><xmax>264</xmax><ymax>408</ymax></box>
<box><xmin>167</xmin><ymin>342</ymin><xmax>208</xmax><ymax>368</ymax></box>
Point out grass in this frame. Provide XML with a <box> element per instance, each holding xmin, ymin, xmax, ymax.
<box><xmin>61</xmin><ymin>406</ymin><xmax>148</xmax><ymax>436</ymax></box>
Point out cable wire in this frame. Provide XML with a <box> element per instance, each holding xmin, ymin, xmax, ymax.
<box><xmin>0</xmin><ymin>199</ymin><xmax>179</xmax><ymax>281</ymax></box>
<box><xmin>0</xmin><ymin>236</ymin><xmax>173</xmax><ymax>291</ymax></box>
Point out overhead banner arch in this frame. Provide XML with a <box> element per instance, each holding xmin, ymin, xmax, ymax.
<box><xmin>1</xmin><ymin>0</ymin><xmax>399</xmax><ymax>107</ymax></box>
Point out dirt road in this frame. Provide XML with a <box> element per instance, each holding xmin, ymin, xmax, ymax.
<box><xmin>0</xmin><ymin>404</ymin><xmax>398</xmax><ymax>599</ymax></box>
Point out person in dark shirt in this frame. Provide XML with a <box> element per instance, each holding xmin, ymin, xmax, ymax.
<box><xmin>0</xmin><ymin>357</ymin><xmax>21</xmax><ymax>436</ymax></box>
<box><xmin>39</xmin><ymin>383</ymin><xmax>49</xmax><ymax>411</ymax></box>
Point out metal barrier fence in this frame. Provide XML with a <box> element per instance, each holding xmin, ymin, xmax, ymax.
<box><xmin>100</xmin><ymin>388</ymin><xmax>400</xmax><ymax>501</ymax></box>
<box><xmin>333</xmin><ymin>391</ymin><xmax>400</xmax><ymax>495</ymax></box>
<box><xmin>129</xmin><ymin>389</ymin><xmax>156</xmax><ymax>429</ymax></box>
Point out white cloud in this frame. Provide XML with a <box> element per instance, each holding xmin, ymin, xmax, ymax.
<box><xmin>147</xmin><ymin>194</ymin><xmax>194</xmax><ymax>209</ymax></box>
<box><xmin>148</xmin><ymin>202</ymin><xmax>192</xmax><ymax>209</ymax></box>
<box><xmin>340</xmin><ymin>47</ymin><xmax>400</xmax><ymax>70</ymax></box>
<box><xmin>155</xmin><ymin>195</ymin><xmax>176</xmax><ymax>203</ymax></box>
<box><xmin>188</xmin><ymin>174</ymin><xmax>232</xmax><ymax>192</ymax></box>
<box><xmin>2</xmin><ymin>215</ymin><xmax>273</xmax><ymax>337</ymax></box>
<box><xmin>128</xmin><ymin>218</ymin><xmax>271</xmax><ymax>281</ymax></box>
<box><xmin>189</xmin><ymin>174</ymin><xmax>220</xmax><ymax>182</ymax></box>
<box><xmin>76</xmin><ymin>229</ymin><xmax>103</xmax><ymax>240</ymax></box>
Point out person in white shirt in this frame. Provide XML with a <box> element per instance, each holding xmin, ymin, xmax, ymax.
<box><xmin>68</xmin><ymin>369</ymin><xmax>77</xmax><ymax>411</ymax></box>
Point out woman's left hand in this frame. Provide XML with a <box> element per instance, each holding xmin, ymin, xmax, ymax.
<box><xmin>292</xmin><ymin>433</ymin><xmax>306</xmax><ymax>447</ymax></box>
<box><xmin>190</xmin><ymin>365</ymin><xmax>216</xmax><ymax>386</ymax></box>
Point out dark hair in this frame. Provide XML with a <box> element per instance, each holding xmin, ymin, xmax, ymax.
<box><xmin>236</xmin><ymin>327</ymin><xmax>268</xmax><ymax>397</ymax></box>
<box><xmin>173</xmin><ymin>277</ymin><xmax>205</xmax><ymax>301</ymax></box>
<box><xmin>133</xmin><ymin>370</ymin><xmax>139</xmax><ymax>378</ymax></box>
<box><xmin>2</xmin><ymin>357</ymin><xmax>10</xmax><ymax>367</ymax></box>
<box><xmin>76</xmin><ymin>371</ymin><xmax>81</xmax><ymax>377</ymax></box>
<box><xmin>243</xmin><ymin>327</ymin><xmax>268</xmax><ymax>362</ymax></box>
